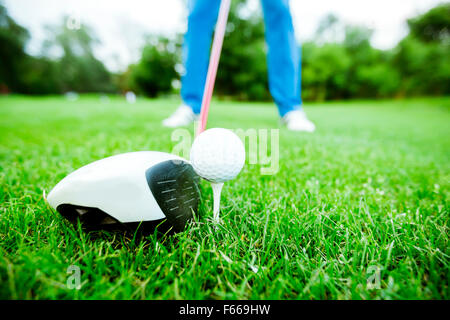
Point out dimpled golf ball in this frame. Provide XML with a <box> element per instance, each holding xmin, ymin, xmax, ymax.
<box><xmin>190</xmin><ymin>128</ymin><xmax>245</xmax><ymax>183</ymax></box>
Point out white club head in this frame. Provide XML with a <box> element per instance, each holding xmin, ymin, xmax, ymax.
<box><xmin>47</xmin><ymin>151</ymin><xmax>201</xmax><ymax>232</ymax></box>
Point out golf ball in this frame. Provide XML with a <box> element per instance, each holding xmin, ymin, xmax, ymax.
<box><xmin>190</xmin><ymin>128</ymin><xmax>245</xmax><ymax>183</ymax></box>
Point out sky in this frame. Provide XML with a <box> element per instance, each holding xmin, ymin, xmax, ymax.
<box><xmin>3</xmin><ymin>0</ymin><xmax>445</xmax><ymax>72</ymax></box>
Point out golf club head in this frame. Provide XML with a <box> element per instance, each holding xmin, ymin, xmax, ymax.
<box><xmin>46</xmin><ymin>151</ymin><xmax>201</xmax><ymax>233</ymax></box>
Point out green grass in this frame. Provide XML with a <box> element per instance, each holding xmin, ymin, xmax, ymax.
<box><xmin>0</xmin><ymin>95</ymin><xmax>448</xmax><ymax>299</ymax></box>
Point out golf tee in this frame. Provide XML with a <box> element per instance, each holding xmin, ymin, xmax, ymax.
<box><xmin>211</xmin><ymin>182</ymin><xmax>224</xmax><ymax>223</ymax></box>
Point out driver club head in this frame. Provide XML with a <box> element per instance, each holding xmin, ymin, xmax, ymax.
<box><xmin>46</xmin><ymin>151</ymin><xmax>201</xmax><ymax>233</ymax></box>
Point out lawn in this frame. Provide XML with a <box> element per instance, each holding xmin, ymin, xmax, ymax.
<box><xmin>0</xmin><ymin>95</ymin><xmax>448</xmax><ymax>299</ymax></box>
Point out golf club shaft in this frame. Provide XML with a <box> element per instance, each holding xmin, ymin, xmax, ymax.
<box><xmin>196</xmin><ymin>0</ymin><xmax>231</xmax><ymax>136</ymax></box>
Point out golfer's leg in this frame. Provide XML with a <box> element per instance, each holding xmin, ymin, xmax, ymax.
<box><xmin>181</xmin><ymin>0</ymin><xmax>221</xmax><ymax>114</ymax></box>
<box><xmin>261</xmin><ymin>0</ymin><xmax>301</xmax><ymax>116</ymax></box>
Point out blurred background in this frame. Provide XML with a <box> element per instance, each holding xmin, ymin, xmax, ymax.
<box><xmin>0</xmin><ymin>0</ymin><xmax>448</xmax><ymax>101</ymax></box>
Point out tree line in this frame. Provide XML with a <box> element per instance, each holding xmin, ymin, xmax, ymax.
<box><xmin>0</xmin><ymin>2</ymin><xmax>448</xmax><ymax>101</ymax></box>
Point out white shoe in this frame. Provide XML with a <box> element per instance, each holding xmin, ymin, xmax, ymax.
<box><xmin>281</xmin><ymin>109</ymin><xmax>316</xmax><ymax>132</ymax></box>
<box><xmin>162</xmin><ymin>104</ymin><xmax>198</xmax><ymax>128</ymax></box>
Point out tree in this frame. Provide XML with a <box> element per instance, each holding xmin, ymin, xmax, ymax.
<box><xmin>342</xmin><ymin>25</ymin><xmax>391</xmax><ymax>99</ymax></box>
<box><xmin>42</xmin><ymin>17</ymin><xmax>115</xmax><ymax>93</ymax></box>
<box><xmin>393</xmin><ymin>36</ymin><xmax>449</xmax><ymax>96</ymax></box>
<box><xmin>0</xmin><ymin>4</ymin><xmax>30</xmax><ymax>92</ymax></box>
<box><xmin>215</xmin><ymin>0</ymin><xmax>270</xmax><ymax>101</ymax></box>
<box><xmin>407</xmin><ymin>3</ymin><xmax>450</xmax><ymax>43</ymax></box>
<box><xmin>302</xmin><ymin>42</ymin><xmax>351</xmax><ymax>100</ymax></box>
<box><xmin>130</xmin><ymin>36</ymin><xmax>180</xmax><ymax>97</ymax></box>
<box><xmin>393</xmin><ymin>4</ymin><xmax>450</xmax><ymax>96</ymax></box>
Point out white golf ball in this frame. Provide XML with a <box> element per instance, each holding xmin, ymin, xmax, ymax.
<box><xmin>190</xmin><ymin>128</ymin><xmax>245</xmax><ymax>183</ymax></box>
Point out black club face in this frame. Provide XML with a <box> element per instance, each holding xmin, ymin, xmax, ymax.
<box><xmin>146</xmin><ymin>160</ymin><xmax>201</xmax><ymax>232</ymax></box>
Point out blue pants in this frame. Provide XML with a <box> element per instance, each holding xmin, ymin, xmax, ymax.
<box><xmin>181</xmin><ymin>0</ymin><xmax>301</xmax><ymax>116</ymax></box>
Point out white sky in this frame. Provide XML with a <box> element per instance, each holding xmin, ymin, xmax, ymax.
<box><xmin>3</xmin><ymin>0</ymin><xmax>444</xmax><ymax>72</ymax></box>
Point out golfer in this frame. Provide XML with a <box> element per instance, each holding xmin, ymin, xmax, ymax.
<box><xmin>163</xmin><ymin>0</ymin><xmax>315</xmax><ymax>132</ymax></box>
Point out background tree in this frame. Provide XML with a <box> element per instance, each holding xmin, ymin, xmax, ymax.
<box><xmin>393</xmin><ymin>3</ymin><xmax>450</xmax><ymax>96</ymax></box>
<box><xmin>0</xmin><ymin>4</ymin><xmax>30</xmax><ymax>92</ymax></box>
<box><xmin>215</xmin><ymin>0</ymin><xmax>269</xmax><ymax>101</ymax></box>
<box><xmin>42</xmin><ymin>17</ymin><xmax>115</xmax><ymax>93</ymax></box>
<box><xmin>0</xmin><ymin>2</ymin><xmax>448</xmax><ymax>100</ymax></box>
<box><xmin>129</xmin><ymin>36</ymin><xmax>180</xmax><ymax>97</ymax></box>
<box><xmin>407</xmin><ymin>3</ymin><xmax>450</xmax><ymax>43</ymax></box>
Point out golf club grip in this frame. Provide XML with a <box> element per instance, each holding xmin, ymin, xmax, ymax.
<box><xmin>196</xmin><ymin>0</ymin><xmax>231</xmax><ymax>136</ymax></box>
